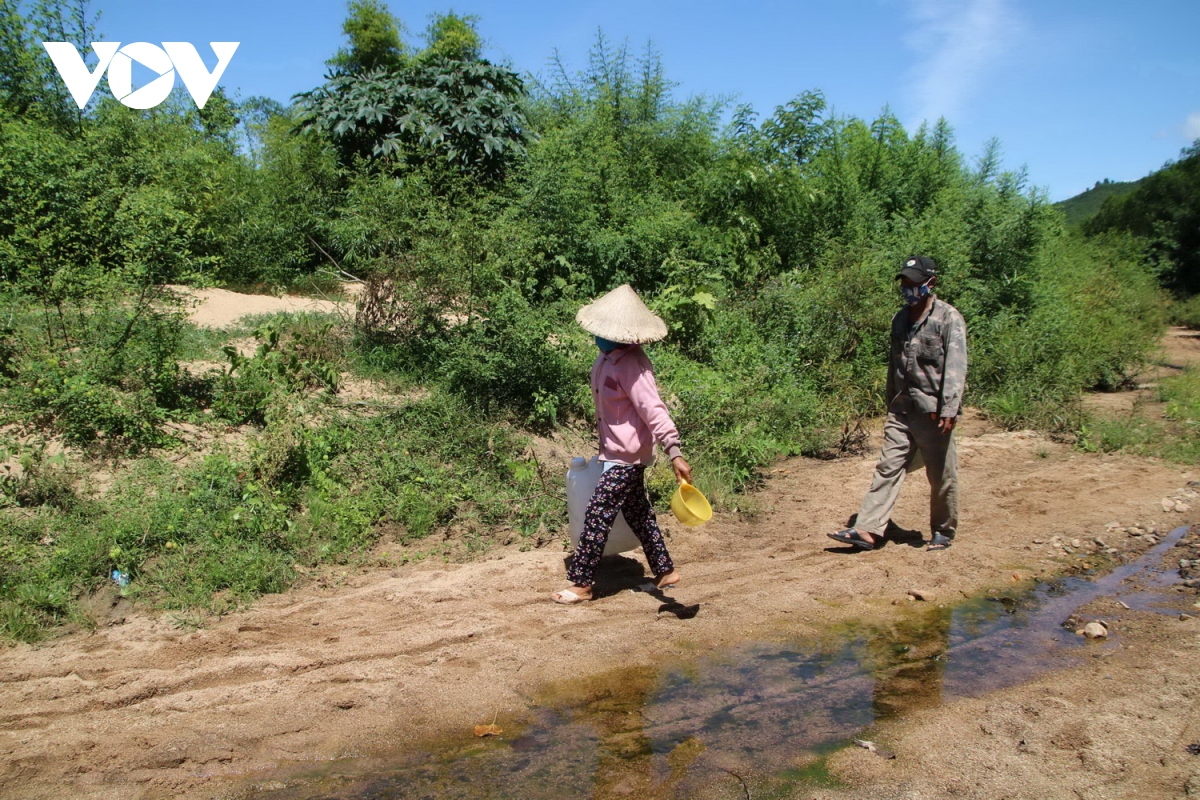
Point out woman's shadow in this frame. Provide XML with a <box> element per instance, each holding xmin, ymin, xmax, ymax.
<box><xmin>563</xmin><ymin>554</ymin><xmax>700</xmax><ymax>619</ymax></box>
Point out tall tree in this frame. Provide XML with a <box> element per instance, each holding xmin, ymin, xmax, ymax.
<box><xmin>326</xmin><ymin>0</ymin><xmax>408</xmax><ymax>76</ymax></box>
<box><xmin>0</xmin><ymin>0</ymin><xmax>99</xmax><ymax>129</ymax></box>
<box><xmin>420</xmin><ymin>11</ymin><xmax>482</xmax><ymax>62</ymax></box>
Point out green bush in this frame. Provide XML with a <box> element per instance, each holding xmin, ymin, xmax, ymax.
<box><xmin>1170</xmin><ymin>295</ymin><xmax>1200</xmax><ymax>329</ymax></box>
<box><xmin>435</xmin><ymin>289</ymin><xmax>588</xmax><ymax>427</ymax></box>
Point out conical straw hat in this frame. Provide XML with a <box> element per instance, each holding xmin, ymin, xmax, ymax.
<box><xmin>575</xmin><ymin>284</ymin><xmax>668</xmax><ymax>344</ymax></box>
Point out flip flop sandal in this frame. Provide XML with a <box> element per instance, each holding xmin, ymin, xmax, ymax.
<box><xmin>552</xmin><ymin>589</ymin><xmax>588</xmax><ymax>604</ymax></box>
<box><xmin>927</xmin><ymin>533</ymin><xmax>953</xmax><ymax>551</ymax></box>
<box><xmin>827</xmin><ymin>528</ymin><xmax>877</xmax><ymax>550</ymax></box>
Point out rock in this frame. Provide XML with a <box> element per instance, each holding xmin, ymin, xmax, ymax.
<box><xmin>1071</xmin><ymin>538</ymin><xmax>1083</xmax><ymax>549</ymax></box>
<box><xmin>1062</xmin><ymin>546</ymin><xmax>1075</xmax><ymax>555</ymax></box>
<box><xmin>1177</xmin><ymin>502</ymin><xmax>1191</xmax><ymax>513</ymax></box>
<box><xmin>1093</xmin><ymin>537</ymin><xmax>1107</xmax><ymax>548</ymax></box>
<box><xmin>1104</xmin><ymin>521</ymin><xmax>1122</xmax><ymax>531</ymax></box>
<box><xmin>1032</xmin><ymin>538</ymin><xmax>1045</xmax><ymax>544</ymax></box>
<box><xmin>1106</xmin><ymin>548</ymin><xmax>1120</xmax><ymax>555</ymax></box>
<box><xmin>1164</xmin><ymin>499</ymin><xmax>1177</xmax><ymax>512</ymax></box>
<box><xmin>1145</xmin><ymin>535</ymin><xmax>1159</xmax><ymax>545</ymax></box>
<box><xmin>907</xmin><ymin>588</ymin><xmax>932</xmax><ymax>602</ymax></box>
<box><xmin>1181</xmin><ymin>614</ymin><xmax>1196</xmax><ymax>621</ymax></box>
<box><xmin>1184</xmin><ymin>579</ymin><xmax>1200</xmax><ymax>589</ymax></box>
<box><xmin>1183</xmin><ymin>560</ymin><xmax>1193</xmax><ymax>570</ymax></box>
<box><xmin>1083</xmin><ymin>622</ymin><xmax>1108</xmax><ymax>639</ymax></box>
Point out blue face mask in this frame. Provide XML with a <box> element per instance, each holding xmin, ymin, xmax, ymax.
<box><xmin>595</xmin><ymin>336</ymin><xmax>624</xmax><ymax>353</ymax></box>
<box><xmin>902</xmin><ymin>281</ymin><xmax>931</xmax><ymax>306</ymax></box>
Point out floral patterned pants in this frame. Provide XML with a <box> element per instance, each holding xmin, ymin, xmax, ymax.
<box><xmin>568</xmin><ymin>463</ymin><xmax>675</xmax><ymax>587</ymax></box>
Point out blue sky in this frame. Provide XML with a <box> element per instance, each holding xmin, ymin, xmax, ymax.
<box><xmin>68</xmin><ymin>0</ymin><xmax>1200</xmax><ymax>201</ymax></box>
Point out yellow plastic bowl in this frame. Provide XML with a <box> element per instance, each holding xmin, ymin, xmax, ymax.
<box><xmin>670</xmin><ymin>482</ymin><xmax>712</xmax><ymax>527</ymax></box>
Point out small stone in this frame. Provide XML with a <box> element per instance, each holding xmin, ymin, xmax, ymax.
<box><xmin>1106</xmin><ymin>548</ymin><xmax>1120</xmax><ymax>555</ymax></box>
<box><xmin>1163</xmin><ymin>499</ymin><xmax>1177</xmax><ymax>512</ymax></box>
<box><xmin>1104</xmin><ymin>521</ymin><xmax>1121</xmax><ymax>531</ymax></box>
<box><xmin>1186</xmin><ymin>579</ymin><xmax>1200</xmax><ymax>589</ymax></box>
<box><xmin>1032</xmin><ymin>538</ymin><xmax>1045</xmax><ymax>544</ymax></box>
<box><xmin>1177</xmin><ymin>502</ymin><xmax>1191</xmax><ymax>513</ymax></box>
<box><xmin>907</xmin><ymin>588</ymin><xmax>932</xmax><ymax>602</ymax></box>
<box><xmin>1181</xmin><ymin>614</ymin><xmax>1195</xmax><ymax>621</ymax></box>
<box><xmin>1183</xmin><ymin>560</ymin><xmax>1193</xmax><ymax>570</ymax></box>
<box><xmin>1062</xmin><ymin>546</ymin><xmax>1075</xmax><ymax>555</ymax></box>
<box><xmin>1074</xmin><ymin>628</ymin><xmax>1086</xmax><ymax>636</ymax></box>
<box><xmin>1145</xmin><ymin>535</ymin><xmax>1159</xmax><ymax>545</ymax></box>
<box><xmin>1093</xmin><ymin>537</ymin><xmax>1107</xmax><ymax>548</ymax></box>
<box><xmin>1083</xmin><ymin>622</ymin><xmax>1108</xmax><ymax>639</ymax></box>
<box><xmin>1071</xmin><ymin>538</ymin><xmax>1083</xmax><ymax>549</ymax></box>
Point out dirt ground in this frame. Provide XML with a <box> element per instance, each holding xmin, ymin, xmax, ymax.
<box><xmin>1</xmin><ymin>321</ymin><xmax>1198</xmax><ymax>799</ymax></box>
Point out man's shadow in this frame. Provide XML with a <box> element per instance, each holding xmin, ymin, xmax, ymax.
<box><xmin>824</xmin><ymin>514</ymin><xmax>926</xmax><ymax>552</ymax></box>
<box><xmin>563</xmin><ymin>554</ymin><xmax>700</xmax><ymax>619</ymax></box>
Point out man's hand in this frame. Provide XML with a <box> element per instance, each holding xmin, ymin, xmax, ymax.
<box><xmin>930</xmin><ymin>413</ymin><xmax>956</xmax><ymax>434</ymax></box>
<box><xmin>672</xmin><ymin>456</ymin><xmax>692</xmax><ymax>485</ymax></box>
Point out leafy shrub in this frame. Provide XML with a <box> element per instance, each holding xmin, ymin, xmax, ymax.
<box><xmin>435</xmin><ymin>289</ymin><xmax>588</xmax><ymax>427</ymax></box>
<box><xmin>1171</xmin><ymin>295</ymin><xmax>1200</xmax><ymax>329</ymax></box>
<box><xmin>295</xmin><ymin>57</ymin><xmax>531</xmax><ymax>179</ymax></box>
<box><xmin>214</xmin><ymin>316</ymin><xmax>344</xmax><ymax>425</ymax></box>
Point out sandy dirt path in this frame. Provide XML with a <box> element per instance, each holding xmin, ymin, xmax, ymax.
<box><xmin>0</xmin><ymin>409</ymin><xmax>1196</xmax><ymax>799</ymax></box>
<box><xmin>173</xmin><ymin>286</ymin><xmax>356</xmax><ymax>329</ymax></box>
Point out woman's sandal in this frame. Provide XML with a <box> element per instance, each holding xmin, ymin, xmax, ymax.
<box><xmin>552</xmin><ymin>588</ymin><xmax>589</xmax><ymax>604</ymax></box>
<box><xmin>927</xmin><ymin>533</ymin><xmax>952</xmax><ymax>551</ymax></box>
<box><xmin>826</xmin><ymin>528</ymin><xmax>877</xmax><ymax>551</ymax></box>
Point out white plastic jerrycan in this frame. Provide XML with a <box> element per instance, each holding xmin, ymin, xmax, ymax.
<box><xmin>566</xmin><ymin>456</ymin><xmax>641</xmax><ymax>556</ymax></box>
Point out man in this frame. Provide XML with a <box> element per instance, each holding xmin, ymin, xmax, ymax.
<box><xmin>828</xmin><ymin>255</ymin><xmax>967</xmax><ymax>552</ymax></box>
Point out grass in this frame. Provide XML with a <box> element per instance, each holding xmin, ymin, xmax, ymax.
<box><xmin>1078</xmin><ymin>365</ymin><xmax>1200</xmax><ymax>463</ymax></box>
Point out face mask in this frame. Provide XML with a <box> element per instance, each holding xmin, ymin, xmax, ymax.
<box><xmin>595</xmin><ymin>336</ymin><xmax>623</xmax><ymax>353</ymax></box>
<box><xmin>902</xmin><ymin>281</ymin><xmax>931</xmax><ymax>306</ymax></box>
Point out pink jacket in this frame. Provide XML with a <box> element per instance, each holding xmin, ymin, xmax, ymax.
<box><xmin>590</xmin><ymin>345</ymin><xmax>682</xmax><ymax>465</ymax></box>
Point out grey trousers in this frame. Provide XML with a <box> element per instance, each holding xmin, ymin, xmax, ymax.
<box><xmin>856</xmin><ymin>410</ymin><xmax>958</xmax><ymax>539</ymax></box>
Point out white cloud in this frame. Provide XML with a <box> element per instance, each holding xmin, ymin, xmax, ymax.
<box><xmin>1185</xmin><ymin>112</ymin><xmax>1200</xmax><ymax>141</ymax></box>
<box><xmin>903</xmin><ymin>0</ymin><xmax>1021</xmax><ymax>128</ymax></box>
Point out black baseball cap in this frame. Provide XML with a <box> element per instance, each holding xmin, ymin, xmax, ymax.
<box><xmin>897</xmin><ymin>255</ymin><xmax>937</xmax><ymax>283</ymax></box>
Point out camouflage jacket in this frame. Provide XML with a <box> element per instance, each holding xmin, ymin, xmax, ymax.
<box><xmin>886</xmin><ymin>296</ymin><xmax>968</xmax><ymax>418</ymax></box>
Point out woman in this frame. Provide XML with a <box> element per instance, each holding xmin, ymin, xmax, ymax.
<box><xmin>552</xmin><ymin>284</ymin><xmax>692</xmax><ymax>605</ymax></box>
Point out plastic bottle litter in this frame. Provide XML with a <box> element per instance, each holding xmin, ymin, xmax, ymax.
<box><xmin>566</xmin><ymin>456</ymin><xmax>640</xmax><ymax>556</ymax></box>
<box><xmin>111</xmin><ymin>569</ymin><xmax>130</xmax><ymax>588</ymax></box>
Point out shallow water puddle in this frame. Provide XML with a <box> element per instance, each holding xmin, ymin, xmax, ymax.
<box><xmin>253</xmin><ymin>527</ymin><xmax>1191</xmax><ymax>800</ymax></box>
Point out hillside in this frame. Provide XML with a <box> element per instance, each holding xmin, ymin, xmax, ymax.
<box><xmin>1055</xmin><ymin>178</ymin><xmax>1141</xmax><ymax>226</ymax></box>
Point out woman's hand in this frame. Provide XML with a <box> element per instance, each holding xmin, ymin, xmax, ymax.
<box><xmin>672</xmin><ymin>456</ymin><xmax>692</xmax><ymax>485</ymax></box>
